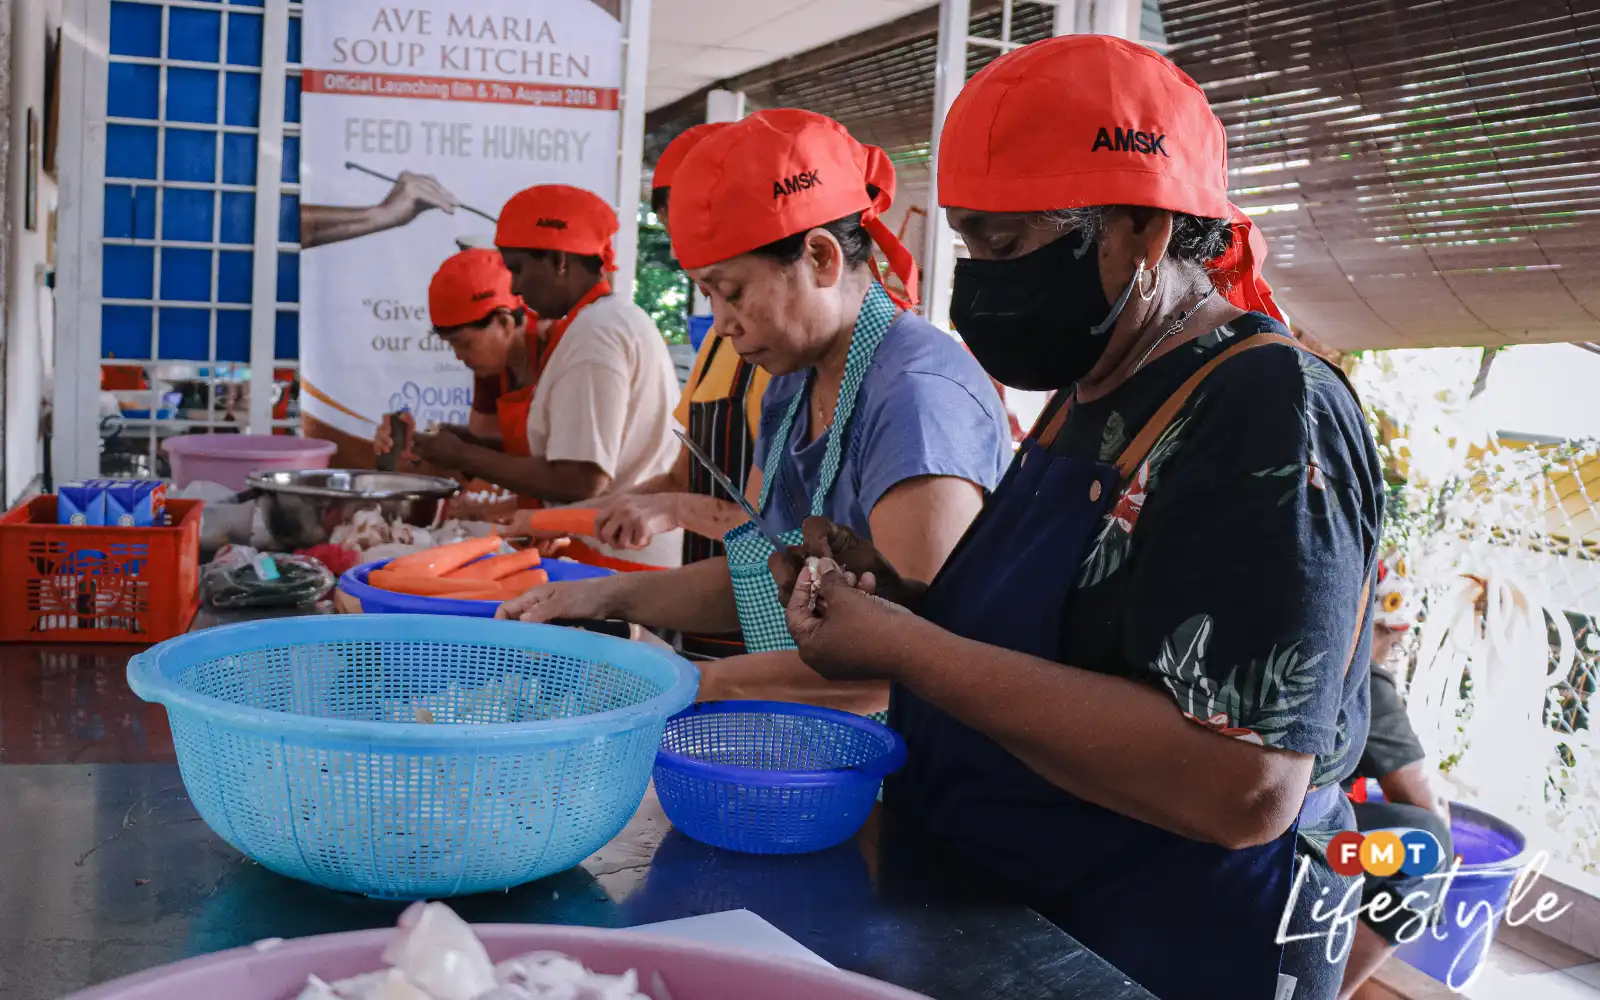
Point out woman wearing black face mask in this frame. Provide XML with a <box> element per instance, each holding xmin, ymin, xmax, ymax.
<box><xmin>768</xmin><ymin>35</ymin><xmax>1384</xmax><ymax>1000</ymax></box>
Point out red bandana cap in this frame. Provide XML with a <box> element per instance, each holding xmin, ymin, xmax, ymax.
<box><xmin>428</xmin><ymin>248</ymin><xmax>524</xmax><ymax>329</ymax></box>
<box><xmin>743</xmin><ymin>109</ymin><xmax>899</xmax><ymax>206</ymax></box>
<box><xmin>1208</xmin><ymin>205</ymin><xmax>1287</xmax><ymax>323</ymax></box>
<box><xmin>496</xmin><ymin>184</ymin><xmax>619</xmax><ymax>272</ymax></box>
<box><xmin>939</xmin><ymin>35</ymin><xmax>1284</xmax><ymax>321</ymax></box>
<box><xmin>652</xmin><ymin>122</ymin><xmax>731</xmax><ymax>192</ymax></box>
<box><xmin>669</xmin><ymin>109</ymin><xmax>919</xmax><ymax>308</ymax></box>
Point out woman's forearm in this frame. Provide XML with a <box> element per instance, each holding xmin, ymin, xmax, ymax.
<box><xmin>465</xmin><ymin>411</ymin><xmax>504</xmax><ymax>444</ymax></box>
<box><xmin>609</xmin><ymin>557</ymin><xmax>739</xmax><ymax>634</ymax></box>
<box><xmin>887</xmin><ymin>619</ymin><xmax>1313</xmax><ymax>849</ymax></box>
<box><xmin>668</xmin><ymin>494</ymin><xmax>751</xmax><ymax>543</ymax></box>
<box><xmin>603</xmin><ymin>449</ymin><xmax>689</xmax><ymax>499</ymax></box>
<box><xmin>440</xmin><ymin>424</ymin><xmax>502</xmax><ymax>450</ymax></box>
<box><xmin>700</xmin><ymin>651</ymin><xmax>889</xmax><ymax>714</ymax></box>
<box><xmin>456</xmin><ymin>444</ymin><xmax>608</xmax><ymax>503</ymax></box>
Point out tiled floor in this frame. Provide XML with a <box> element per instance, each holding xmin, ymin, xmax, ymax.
<box><xmin>1371</xmin><ymin>925</ymin><xmax>1600</xmax><ymax>1000</ymax></box>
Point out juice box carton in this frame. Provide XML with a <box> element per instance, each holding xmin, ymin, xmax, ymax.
<box><xmin>57</xmin><ymin>480</ymin><xmax>116</xmax><ymax>526</ymax></box>
<box><xmin>106</xmin><ymin>480</ymin><xmax>167</xmax><ymax>527</ymax></box>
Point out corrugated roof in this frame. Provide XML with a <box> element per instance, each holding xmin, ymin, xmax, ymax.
<box><xmin>643</xmin><ymin>3</ymin><xmax>1062</xmax><ymax>231</ymax></box>
<box><xmin>1162</xmin><ymin>0</ymin><xmax>1600</xmax><ymax>348</ymax></box>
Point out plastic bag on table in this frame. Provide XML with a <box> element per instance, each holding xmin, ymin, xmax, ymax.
<box><xmin>201</xmin><ymin>545</ymin><xmax>335</xmax><ymax>609</ymax></box>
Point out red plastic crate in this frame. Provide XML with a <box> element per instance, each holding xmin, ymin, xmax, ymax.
<box><xmin>0</xmin><ymin>496</ymin><xmax>202</xmax><ymax>644</ymax></box>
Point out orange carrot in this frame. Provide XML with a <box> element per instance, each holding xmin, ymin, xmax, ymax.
<box><xmin>517</xmin><ymin>508</ymin><xmax>598</xmax><ymax>538</ymax></box>
<box><xmin>368</xmin><ymin>569</ymin><xmax>504</xmax><ymax>600</ymax></box>
<box><xmin>444</xmin><ymin>548</ymin><xmax>542</xmax><ymax>581</ymax></box>
<box><xmin>497</xmin><ymin>568</ymin><xmax>549</xmax><ymax>594</ymax></box>
<box><xmin>382</xmin><ymin>536</ymin><xmax>504</xmax><ymax>577</ymax></box>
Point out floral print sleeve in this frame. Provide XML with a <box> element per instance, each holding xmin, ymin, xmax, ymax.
<box><xmin>1079</xmin><ymin>336</ymin><xmax>1383</xmax><ymax>788</ymax></box>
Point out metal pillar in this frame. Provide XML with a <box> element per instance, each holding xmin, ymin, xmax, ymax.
<box><xmin>613</xmin><ymin>0</ymin><xmax>654</xmax><ymax>301</ymax></box>
<box><xmin>919</xmin><ymin>0</ymin><xmax>970</xmax><ymax>331</ymax></box>
<box><xmin>691</xmin><ymin>89</ymin><xmax>746</xmax><ymax>314</ymax></box>
<box><xmin>1056</xmin><ymin>0</ymin><xmax>1140</xmax><ymax>39</ymax></box>
<box><xmin>246</xmin><ymin>0</ymin><xmax>289</xmax><ymax>434</ymax></box>
<box><xmin>1091</xmin><ymin>0</ymin><xmax>1141</xmax><ymax>39</ymax></box>
<box><xmin>705</xmin><ymin>88</ymin><xmax>746</xmax><ymax>124</ymax></box>
<box><xmin>1053</xmin><ymin>0</ymin><xmax>1082</xmax><ymax>34</ymax></box>
<box><xmin>54</xmin><ymin>0</ymin><xmax>108</xmax><ymax>482</ymax></box>
<box><xmin>921</xmin><ymin>0</ymin><xmax>1141</xmax><ymax>333</ymax></box>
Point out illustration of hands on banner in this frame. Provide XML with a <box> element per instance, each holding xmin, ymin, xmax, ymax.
<box><xmin>302</xmin><ymin>164</ymin><xmax>497</xmax><ymax>249</ymax></box>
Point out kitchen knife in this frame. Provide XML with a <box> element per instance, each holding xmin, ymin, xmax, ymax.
<box><xmin>673</xmin><ymin>428</ymin><xmax>786</xmax><ymax>550</ymax></box>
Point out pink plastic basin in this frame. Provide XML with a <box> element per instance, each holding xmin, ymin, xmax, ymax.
<box><xmin>60</xmin><ymin>924</ymin><xmax>929</xmax><ymax>999</ymax></box>
<box><xmin>163</xmin><ymin>434</ymin><xmax>337</xmax><ymax>491</ymax></box>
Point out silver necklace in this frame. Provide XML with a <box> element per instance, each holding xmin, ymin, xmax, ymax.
<box><xmin>1130</xmin><ymin>287</ymin><xmax>1217</xmax><ymax>375</ymax></box>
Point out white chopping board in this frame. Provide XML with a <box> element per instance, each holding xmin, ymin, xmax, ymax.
<box><xmin>629</xmin><ymin>910</ymin><xmax>830</xmax><ymax>967</ymax></box>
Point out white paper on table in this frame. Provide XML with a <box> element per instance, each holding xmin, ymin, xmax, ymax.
<box><xmin>628</xmin><ymin>910</ymin><xmax>831</xmax><ymax>967</ymax></box>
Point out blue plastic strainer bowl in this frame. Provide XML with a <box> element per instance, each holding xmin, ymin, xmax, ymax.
<box><xmin>126</xmin><ymin>615</ymin><xmax>698</xmax><ymax>898</ymax></box>
<box><xmin>652</xmin><ymin>701</ymin><xmax>906</xmax><ymax>855</ymax></box>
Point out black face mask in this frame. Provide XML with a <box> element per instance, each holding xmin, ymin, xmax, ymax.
<box><xmin>949</xmin><ymin>231</ymin><xmax>1139</xmax><ymax>391</ymax></box>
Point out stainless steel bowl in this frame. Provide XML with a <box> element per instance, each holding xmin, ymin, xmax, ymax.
<box><xmin>246</xmin><ymin>470</ymin><xmax>460</xmax><ymax>550</ymax></box>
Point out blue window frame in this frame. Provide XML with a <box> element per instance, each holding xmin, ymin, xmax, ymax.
<box><xmin>102</xmin><ymin>1</ymin><xmax>301</xmax><ymax>382</ymax></box>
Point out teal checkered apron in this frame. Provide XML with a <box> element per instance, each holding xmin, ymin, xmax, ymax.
<box><xmin>723</xmin><ymin>283</ymin><xmax>896</xmax><ymax>719</ymax></box>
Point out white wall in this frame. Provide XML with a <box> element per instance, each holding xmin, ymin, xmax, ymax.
<box><xmin>5</xmin><ymin>0</ymin><xmax>59</xmax><ymax>504</ymax></box>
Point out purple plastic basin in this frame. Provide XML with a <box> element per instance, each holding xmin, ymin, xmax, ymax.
<box><xmin>1393</xmin><ymin>801</ymin><xmax>1528</xmax><ymax>988</ymax></box>
<box><xmin>163</xmin><ymin>434</ymin><xmax>337</xmax><ymax>491</ymax></box>
<box><xmin>60</xmin><ymin>924</ymin><xmax>930</xmax><ymax>999</ymax></box>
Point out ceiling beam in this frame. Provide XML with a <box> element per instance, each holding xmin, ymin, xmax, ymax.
<box><xmin>645</xmin><ymin>0</ymin><xmax>1004</xmax><ymax>134</ymax></box>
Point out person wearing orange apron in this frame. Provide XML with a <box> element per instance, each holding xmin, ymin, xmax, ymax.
<box><xmin>371</xmin><ymin>249</ymin><xmax>535</xmax><ymax>489</ymax></box>
<box><xmin>418</xmin><ymin>185</ymin><xmax>684</xmax><ymax>570</ymax></box>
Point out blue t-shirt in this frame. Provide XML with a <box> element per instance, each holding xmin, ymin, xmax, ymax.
<box><xmin>752</xmin><ymin>311</ymin><xmax>1010</xmax><ymax>538</ymax></box>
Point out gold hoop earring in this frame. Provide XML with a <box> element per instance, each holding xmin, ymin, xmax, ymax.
<box><xmin>1139</xmin><ymin>260</ymin><xmax>1160</xmax><ymax>302</ymax></box>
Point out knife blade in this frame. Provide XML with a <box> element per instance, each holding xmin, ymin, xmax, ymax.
<box><xmin>673</xmin><ymin>428</ymin><xmax>786</xmax><ymax>550</ymax></box>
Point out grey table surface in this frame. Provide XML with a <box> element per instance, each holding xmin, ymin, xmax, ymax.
<box><xmin>0</xmin><ymin>764</ymin><xmax>1152</xmax><ymax>1000</ymax></box>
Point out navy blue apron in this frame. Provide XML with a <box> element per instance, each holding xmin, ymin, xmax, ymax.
<box><xmin>886</xmin><ymin>333</ymin><xmax>1362</xmax><ymax>1000</ymax></box>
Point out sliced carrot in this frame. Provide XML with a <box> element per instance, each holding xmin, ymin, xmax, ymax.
<box><xmin>444</xmin><ymin>548</ymin><xmax>542</xmax><ymax>581</ymax></box>
<box><xmin>382</xmin><ymin>536</ymin><xmax>504</xmax><ymax>577</ymax></box>
<box><xmin>367</xmin><ymin>569</ymin><xmax>504</xmax><ymax>600</ymax></box>
<box><xmin>497</xmin><ymin>568</ymin><xmax>549</xmax><ymax>594</ymax></box>
<box><xmin>518</xmin><ymin>508</ymin><xmax>598</xmax><ymax>538</ymax></box>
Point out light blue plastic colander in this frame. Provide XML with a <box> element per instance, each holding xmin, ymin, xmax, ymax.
<box><xmin>126</xmin><ymin>615</ymin><xmax>698</xmax><ymax>899</ymax></box>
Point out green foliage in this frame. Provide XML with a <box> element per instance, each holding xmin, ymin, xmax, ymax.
<box><xmin>633</xmin><ymin>203</ymin><xmax>690</xmax><ymax>344</ymax></box>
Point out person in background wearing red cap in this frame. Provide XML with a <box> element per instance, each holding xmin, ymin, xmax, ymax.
<box><xmin>372</xmin><ymin>249</ymin><xmax>532</xmax><ymax>467</ymax></box>
<box><xmin>417</xmin><ymin>184</ymin><xmax>683</xmax><ymax>569</ymax></box>
<box><xmin>502</xmin><ymin>111</ymin><xmax>1010</xmax><ymax>713</ymax></box>
<box><xmin>586</xmin><ymin>123</ymin><xmax>774</xmax><ymax>656</ymax></box>
<box><xmin>771</xmin><ymin>36</ymin><xmax>1383</xmax><ymax>1000</ymax></box>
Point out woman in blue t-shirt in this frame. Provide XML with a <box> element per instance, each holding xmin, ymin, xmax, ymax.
<box><xmin>500</xmin><ymin>110</ymin><xmax>1009</xmax><ymax>716</ymax></box>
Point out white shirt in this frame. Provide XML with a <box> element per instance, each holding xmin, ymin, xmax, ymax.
<box><xmin>525</xmin><ymin>292</ymin><xmax>683</xmax><ymax>568</ymax></box>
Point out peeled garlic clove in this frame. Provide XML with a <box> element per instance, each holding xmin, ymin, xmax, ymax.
<box><xmin>381</xmin><ymin>902</ymin><xmax>496</xmax><ymax>1000</ymax></box>
<box><xmin>294</xmin><ymin>976</ymin><xmax>342</xmax><ymax>1000</ymax></box>
<box><xmin>371</xmin><ymin>970</ymin><xmax>435</xmax><ymax>1000</ymax></box>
